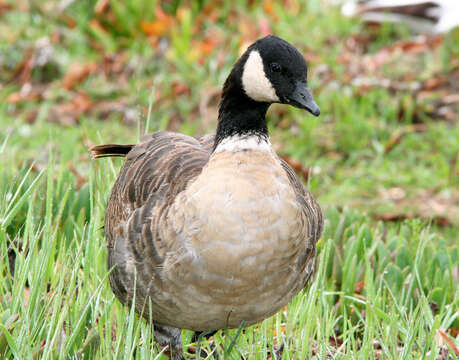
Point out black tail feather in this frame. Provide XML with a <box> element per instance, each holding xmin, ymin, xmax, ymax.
<box><xmin>90</xmin><ymin>144</ymin><xmax>134</xmax><ymax>159</ymax></box>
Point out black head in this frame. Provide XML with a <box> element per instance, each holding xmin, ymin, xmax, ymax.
<box><xmin>237</xmin><ymin>35</ymin><xmax>320</xmax><ymax>116</ymax></box>
<box><xmin>214</xmin><ymin>36</ymin><xmax>320</xmax><ymax>149</ymax></box>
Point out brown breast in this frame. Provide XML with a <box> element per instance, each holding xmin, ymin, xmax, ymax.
<box><xmin>157</xmin><ymin>149</ymin><xmax>314</xmax><ymax>330</ymax></box>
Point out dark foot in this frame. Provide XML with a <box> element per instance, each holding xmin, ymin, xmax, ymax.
<box><xmin>275</xmin><ymin>343</ymin><xmax>284</xmax><ymax>359</ymax></box>
<box><xmin>190</xmin><ymin>330</ymin><xmax>220</xmax><ymax>359</ymax></box>
<box><xmin>186</xmin><ymin>345</ymin><xmax>209</xmax><ymax>358</ymax></box>
<box><xmin>154</xmin><ymin>324</ymin><xmax>184</xmax><ymax>360</ymax></box>
<box><xmin>269</xmin><ymin>342</ymin><xmax>284</xmax><ymax>360</ymax></box>
<box><xmin>191</xmin><ymin>330</ymin><xmax>218</xmax><ymax>343</ymax></box>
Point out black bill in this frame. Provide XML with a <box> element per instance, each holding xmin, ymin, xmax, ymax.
<box><xmin>287</xmin><ymin>81</ymin><xmax>320</xmax><ymax>116</ymax></box>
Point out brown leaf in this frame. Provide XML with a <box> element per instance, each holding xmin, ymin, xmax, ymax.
<box><xmin>373</xmin><ymin>213</ymin><xmax>450</xmax><ymax>227</ymax></box>
<box><xmin>328</xmin><ymin>335</ymin><xmax>343</xmax><ymax>348</ymax></box>
<box><xmin>6</xmin><ymin>83</ymin><xmax>44</xmax><ymax>104</ymax></box>
<box><xmin>384</xmin><ymin>124</ymin><xmax>428</xmax><ymax>154</ymax></box>
<box><xmin>423</xmin><ymin>77</ymin><xmax>447</xmax><ymax>91</ymax></box>
<box><xmin>172</xmin><ymin>82</ymin><xmax>190</xmax><ymax>97</ymax></box>
<box><xmin>354</xmin><ymin>281</ymin><xmax>365</xmax><ymax>294</ymax></box>
<box><xmin>436</xmin><ymin>329</ymin><xmax>459</xmax><ymax>356</ymax></box>
<box><xmin>7</xmin><ymin>92</ymin><xmax>29</xmax><ymax>104</ymax></box>
<box><xmin>199</xmin><ymin>37</ymin><xmax>218</xmax><ymax>56</ymax></box>
<box><xmin>59</xmin><ymin>13</ymin><xmax>76</xmax><ymax>28</ymax></box>
<box><xmin>10</xmin><ymin>48</ymin><xmax>34</xmax><ymax>84</ymax></box>
<box><xmin>26</xmin><ymin>109</ymin><xmax>38</xmax><ymax>124</ymax></box>
<box><xmin>62</xmin><ymin>62</ymin><xmax>97</xmax><ymax>90</ymax></box>
<box><xmin>0</xmin><ymin>1</ymin><xmax>13</xmax><ymax>15</ymax></box>
<box><xmin>280</xmin><ymin>155</ymin><xmax>311</xmax><ymax>180</ymax></box>
<box><xmin>51</xmin><ymin>31</ymin><xmax>61</xmax><ymax>44</ymax></box>
<box><xmin>140</xmin><ymin>7</ymin><xmax>173</xmax><ymax>37</ymax></box>
<box><xmin>263</xmin><ymin>0</ymin><xmax>278</xmax><ymax>21</ymax></box>
<box><xmin>102</xmin><ymin>53</ymin><xmax>129</xmax><ymax>77</ymax></box>
<box><xmin>48</xmin><ymin>93</ymin><xmax>93</xmax><ymax>126</ymax></box>
<box><xmin>91</xmin><ymin>98</ymin><xmax>138</xmax><ymax>125</ymax></box>
<box><xmin>94</xmin><ymin>0</ymin><xmax>110</xmax><ymax>15</ymax></box>
<box><xmin>361</xmin><ymin>35</ymin><xmax>443</xmax><ymax>73</ymax></box>
<box><xmin>272</xmin><ymin>325</ymin><xmax>286</xmax><ymax>340</ymax></box>
<box><xmin>374</xmin><ymin>189</ymin><xmax>459</xmax><ymax>227</ymax></box>
<box><xmin>140</xmin><ymin>20</ymin><xmax>167</xmax><ymax>37</ymax></box>
<box><xmin>282</xmin><ymin>0</ymin><xmax>300</xmax><ymax>15</ymax></box>
<box><xmin>443</xmin><ymin>93</ymin><xmax>459</xmax><ymax>105</ymax></box>
<box><xmin>429</xmin><ymin>301</ymin><xmax>439</xmax><ymax>313</ymax></box>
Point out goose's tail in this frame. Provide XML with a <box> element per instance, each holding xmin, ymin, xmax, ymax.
<box><xmin>90</xmin><ymin>144</ymin><xmax>134</xmax><ymax>159</ymax></box>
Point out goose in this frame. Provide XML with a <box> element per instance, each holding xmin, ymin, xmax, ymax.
<box><xmin>341</xmin><ymin>0</ymin><xmax>459</xmax><ymax>34</ymax></box>
<box><xmin>91</xmin><ymin>35</ymin><xmax>323</xmax><ymax>359</ymax></box>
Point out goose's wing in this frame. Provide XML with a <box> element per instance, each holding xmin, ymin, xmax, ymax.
<box><xmin>278</xmin><ymin>158</ymin><xmax>323</xmax><ymax>287</ymax></box>
<box><xmin>196</xmin><ymin>133</ymin><xmax>216</xmax><ymax>152</ymax></box>
<box><xmin>103</xmin><ymin>131</ymin><xmax>212</xmax><ymax>312</ymax></box>
<box><xmin>279</xmin><ymin>158</ymin><xmax>323</xmax><ymax>243</ymax></box>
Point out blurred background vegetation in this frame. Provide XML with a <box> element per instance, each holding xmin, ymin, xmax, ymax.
<box><xmin>0</xmin><ymin>0</ymin><xmax>458</xmax><ymax>358</ymax></box>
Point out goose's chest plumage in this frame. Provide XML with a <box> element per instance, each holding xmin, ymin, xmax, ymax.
<box><xmin>160</xmin><ymin>150</ymin><xmax>311</xmax><ymax>330</ymax></box>
<box><xmin>174</xmin><ymin>150</ymin><xmax>301</xmax><ymax>262</ymax></box>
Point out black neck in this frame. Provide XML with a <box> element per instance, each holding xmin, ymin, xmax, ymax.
<box><xmin>213</xmin><ymin>72</ymin><xmax>270</xmax><ymax>151</ymax></box>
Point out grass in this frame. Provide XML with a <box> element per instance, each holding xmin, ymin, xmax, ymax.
<box><xmin>1</xmin><ymin>0</ymin><xmax>458</xmax><ymax>358</ymax></box>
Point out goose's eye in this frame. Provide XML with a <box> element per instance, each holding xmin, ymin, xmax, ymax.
<box><xmin>270</xmin><ymin>63</ymin><xmax>281</xmax><ymax>73</ymax></box>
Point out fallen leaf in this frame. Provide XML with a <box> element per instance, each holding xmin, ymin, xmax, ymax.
<box><xmin>94</xmin><ymin>0</ymin><xmax>110</xmax><ymax>15</ymax></box>
<box><xmin>263</xmin><ymin>0</ymin><xmax>278</xmax><ymax>21</ymax></box>
<box><xmin>272</xmin><ymin>325</ymin><xmax>286</xmax><ymax>339</ymax></box>
<box><xmin>373</xmin><ymin>213</ymin><xmax>450</xmax><ymax>227</ymax></box>
<box><xmin>329</xmin><ymin>335</ymin><xmax>343</xmax><ymax>348</ymax></box>
<box><xmin>384</xmin><ymin>124</ymin><xmax>428</xmax><ymax>153</ymax></box>
<box><xmin>6</xmin><ymin>83</ymin><xmax>43</xmax><ymax>104</ymax></box>
<box><xmin>26</xmin><ymin>109</ymin><xmax>38</xmax><ymax>124</ymax></box>
<box><xmin>199</xmin><ymin>37</ymin><xmax>217</xmax><ymax>56</ymax></box>
<box><xmin>140</xmin><ymin>7</ymin><xmax>173</xmax><ymax>37</ymax></box>
<box><xmin>443</xmin><ymin>93</ymin><xmax>459</xmax><ymax>105</ymax></box>
<box><xmin>62</xmin><ymin>62</ymin><xmax>97</xmax><ymax>90</ymax></box>
<box><xmin>354</xmin><ymin>281</ymin><xmax>365</xmax><ymax>294</ymax></box>
<box><xmin>91</xmin><ymin>99</ymin><xmax>138</xmax><ymax>125</ymax></box>
<box><xmin>10</xmin><ymin>48</ymin><xmax>34</xmax><ymax>84</ymax></box>
<box><xmin>423</xmin><ymin>77</ymin><xmax>447</xmax><ymax>90</ymax></box>
<box><xmin>0</xmin><ymin>1</ymin><xmax>13</xmax><ymax>15</ymax></box>
<box><xmin>282</xmin><ymin>0</ymin><xmax>300</xmax><ymax>15</ymax></box>
<box><xmin>280</xmin><ymin>155</ymin><xmax>311</xmax><ymax>180</ymax></box>
<box><xmin>172</xmin><ymin>82</ymin><xmax>190</xmax><ymax>97</ymax></box>
<box><xmin>48</xmin><ymin>92</ymin><xmax>93</xmax><ymax>126</ymax></box>
<box><xmin>436</xmin><ymin>329</ymin><xmax>459</xmax><ymax>356</ymax></box>
<box><xmin>59</xmin><ymin>13</ymin><xmax>76</xmax><ymax>28</ymax></box>
<box><xmin>102</xmin><ymin>53</ymin><xmax>129</xmax><ymax>76</ymax></box>
<box><xmin>429</xmin><ymin>301</ymin><xmax>439</xmax><ymax>313</ymax></box>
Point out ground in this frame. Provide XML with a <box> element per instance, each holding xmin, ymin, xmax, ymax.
<box><xmin>0</xmin><ymin>0</ymin><xmax>458</xmax><ymax>359</ymax></box>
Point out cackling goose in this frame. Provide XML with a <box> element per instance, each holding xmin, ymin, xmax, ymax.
<box><xmin>91</xmin><ymin>35</ymin><xmax>323</xmax><ymax>359</ymax></box>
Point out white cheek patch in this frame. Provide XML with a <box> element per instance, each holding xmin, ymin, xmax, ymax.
<box><xmin>242</xmin><ymin>50</ymin><xmax>280</xmax><ymax>103</ymax></box>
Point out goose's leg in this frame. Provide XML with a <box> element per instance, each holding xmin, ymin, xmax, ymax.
<box><xmin>154</xmin><ymin>324</ymin><xmax>184</xmax><ymax>360</ymax></box>
<box><xmin>189</xmin><ymin>330</ymin><xmax>219</xmax><ymax>359</ymax></box>
<box><xmin>191</xmin><ymin>330</ymin><xmax>218</xmax><ymax>343</ymax></box>
<box><xmin>273</xmin><ymin>343</ymin><xmax>284</xmax><ymax>360</ymax></box>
